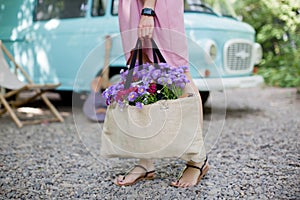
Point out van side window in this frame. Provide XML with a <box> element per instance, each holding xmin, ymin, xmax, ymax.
<box><xmin>111</xmin><ymin>0</ymin><xmax>119</xmax><ymax>16</ymax></box>
<box><xmin>34</xmin><ymin>0</ymin><xmax>88</xmax><ymax>21</ymax></box>
<box><xmin>92</xmin><ymin>0</ymin><xmax>107</xmax><ymax>16</ymax></box>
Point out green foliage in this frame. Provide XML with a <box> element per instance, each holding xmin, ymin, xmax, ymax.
<box><xmin>234</xmin><ymin>0</ymin><xmax>300</xmax><ymax>87</ymax></box>
<box><xmin>259</xmin><ymin>66</ymin><xmax>300</xmax><ymax>88</ymax></box>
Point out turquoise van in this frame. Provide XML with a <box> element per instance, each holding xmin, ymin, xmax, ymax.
<box><xmin>0</xmin><ymin>0</ymin><xmax>263</xmax><ymax>104</ymax></box>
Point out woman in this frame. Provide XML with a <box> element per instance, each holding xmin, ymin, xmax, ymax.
<box><xmin>115</xmin><ymin>0</ymin><xmax>208</xmax><ymax>188</ymax></box>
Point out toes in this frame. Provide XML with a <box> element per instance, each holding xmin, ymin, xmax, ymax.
<box><xmin>177</xmin><ymin>180</ymin><xmax>194</xmax><ymax>188</ymax></box>
<box><xmin>180</xmin><ymin>183</ymin><xmax>187</xmax><ymax>188</ymax></box>
<box><xmin>171</xmin><ymin>180</ymin><xmax>188</xmax><ymax>188</ymax></box>
<box><xmin>171</xmin><ymin>180</ymin><xmax>195</xmax><ymax>188</ymax></box>
<box><xmin>180</xmin><ymin>182</ymin><xmax>189</xmax><ymax>188</ymax></box>
<box><xmin>114</xmin><ymin>176</ymin><xmax>124</xmax><ymax>185</ymax></box>
<box><xmin>171</xmin><ymin>181</ymin><xmax>179</xmax><ymax>187</ymax></box>
<box><xmin>177</xmin><ymin>182</ymin><xmax>185</xmax><ymax>188</ymax></box>
<box><xmin>185</xmin><ymin>183</ymin><xmax>191</xmax><ymax>188</ymax></box>
<box><xmin>178</xmin><ymin>183</ymin><xmax>184</xmax><ymax>188</ymax></box>
<box><xmin>113</xmin><ymin>179</ymin><xmax>120</xmax><ymax>185</ymax></box>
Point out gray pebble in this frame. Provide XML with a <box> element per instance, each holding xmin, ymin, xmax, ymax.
<box><xmin>0</xmin><ymin>88</ymin><xmax>299</xmax><ymax>199</ymax></box>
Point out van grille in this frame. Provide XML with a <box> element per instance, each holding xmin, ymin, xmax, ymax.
<box><xmin>224</xmin><ymin>40</ymin><xmax>253</xmax><ymax>72</ymax></box>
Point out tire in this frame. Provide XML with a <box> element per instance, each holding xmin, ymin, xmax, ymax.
<box><xmin>57</xmin><ymin>91</ymin><xmax>83</xmax><ymax>106</ymax></box>
<box><xmin>199</xmin><ymin>91</ymin><xmax>210</xmax><ymax>105</ymax></box>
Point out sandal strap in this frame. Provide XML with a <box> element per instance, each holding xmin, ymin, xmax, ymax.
<box><xmin>135</xmin><ymin>165</ymin><xmax>155</xmax><ymax>178</ymax></box>
<box><xmin>200</xmin><ymin>156</ymin><xmax>208</xmax><ymax>172</ymax></box>
<box><xmin>122</xmin><ymin>165</ymin><xmax>154</xmax><ymax>180</ymax></box>
<box><xmin>175</xmin><ymin>155</ymin><xmax>208</xmax><ymax>184</ymax></box>
<box><xmin>186</xmin><ymin>155</ymin><xmax>209</xmax><ymax>175</ymax></box>
<box><xmin>144</xmin><ymin>170</ymin><xmax>155</xmax><ymax>178</ymax></box>
<box><xmin>134</xmin><ymin>164</ymin><xmax>148</xmax><ymax>172</ymax></box>
<box><xmin>202</xmin><ymin>155</ymin><xmax>209</xmax><ymax>174</ymax></box>
<box><xmin>186</xmin><ymin>164</ymin><xmax>201</xmax><ymax>170</ymax></box>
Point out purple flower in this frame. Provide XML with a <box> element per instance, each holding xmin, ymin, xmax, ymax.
<box><xmin>166</xmin><ymin>78</ymin><xmax>172</xmax><ymax>85</ymax></box>
<box><xmin>101</xmin><ymin>60</ymin><xmax>188</xmax><ymax>110</ymax></box>
<box><xmin>105</xmin><ymin>97</ymin><xmax>111</xmax><ymax>105</ymax></box>
<box><xmin>151</xmin><ymin>69</ymin><xmax>161</xmax><ymax>80</ymax></box>
<box><xmin>147</xmin><ymin>65</ymin><xmax>155</xmax><ymax>72</ymax></box>
<box><xmin>157</xmin><ymin>77</ymin><xmax>169</xmax><ymax>85</ymax></box>
<box><xmin>164</xmin><ymin>73</ymin><xmax>169</xmax><ymax>78</ymax></box>
<box><xmin>178</xmin><ymin>82</ymin><xmax>185</xmax><ymax>89</ymax></box>
<box><xmin>181</xmin><ymin>65</ymin><xmax>189</xmax><ymax>71</ymax></box>
<box><xmin>102</xmin><ymin>89</ymin><xmax>110</xmax><ymax>99</ymax></box>
<box><xmin>169</xmin><ymin>74</ymin><xmax>176</xmax><ymax>81</ymax></box>
<box><xmin>139</xmin><ymin>69</ymin><xmax>148</xmax><ymax>78</ymax></box>
<box><xmin>135</xmin><ymin>102</ymin><xmax>143</xmax><ymax>109</ymax></box>
<box><xmin>128</xmin><ymin>91</ymin><xmax>138</xmax><ymax>101</ymax></box>
<box><xmin>138</xmin><ymin>86</ymin><xmax>147</xmax><ymax>95</ymax></box>
<box><xmin>117</xmin><ymin>84</ymin><xmax>124</xmax><ymax>90</ymax></box>
<box><xmin>158</xmin><ymin>63</ymin><xmax>169</xmax><ymax>69</ymax></box>
<box><xmin>176</xmin><ymin>68</ymin><xmax>184</xmax><ymax>74</ymax></box>
<box><xmin>110</xmin><ymin>85</ymin><xmax>119</xmax><ymax>96</ymax></box>
<box><xmin>143</xmin><ymin>63</ymin><xmax>151</xmax><ymax>69</ymax></box>
<box><xmin>120</xmin><ymin>69</ymin><xmax>128</xmax><ymax>80</ymax></box>
<box><xmin>169</xmin><ymin>66</ymin><xmax>177</xmax><ymax>71</ymax></box>
<box><xmin>142</xmin><ymin>75</ymin><xmax>152</xmax><ymax>85</ymax></box>
<box><xmin>173</xmin><ymin>77</ymin><xmax>182</xmax><ymax>84</ymax></box>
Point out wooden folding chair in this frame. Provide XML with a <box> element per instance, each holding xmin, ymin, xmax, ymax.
<box><xmin>0</xmin><ymin>40</ymin><xmax>64</xmax><ymax>128</ymax></box>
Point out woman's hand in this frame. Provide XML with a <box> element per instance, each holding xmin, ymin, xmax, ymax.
<box><xmin>139</xmin><ymin>0</ymin><xmax>156</xmax><ymax>39</ymax></box>
<box><xmin>138</xmin><ymin>15</ymin><xmax>154</xmax><ymax>39</ymax></box>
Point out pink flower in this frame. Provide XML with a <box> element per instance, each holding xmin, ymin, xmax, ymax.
<box><xmin>147</xmin><ymin>83</ymin><xmax>156</xmax><ymax>94</ymax></box>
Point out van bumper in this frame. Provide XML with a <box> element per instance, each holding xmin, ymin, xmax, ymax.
<box><xmin>193</xmin><ymin>75</ymin><xmax>264</xmax><ymax>91</ymax></box>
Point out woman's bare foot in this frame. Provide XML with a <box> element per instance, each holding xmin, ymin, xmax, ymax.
<box><xmin>114</xmin><ymin>159</ymin><xmax>155</xmax><ymax>186</ymax></box>
<box><xmin>171</xmin><ymin>158</ymin><xmax>209</xmax><ymax>188</ymax></box>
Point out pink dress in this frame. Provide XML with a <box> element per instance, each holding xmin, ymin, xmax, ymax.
<box><xmin>118</xmin><ymin>0</ymin><xmax>189</xmax><ymax>67</ymax></box>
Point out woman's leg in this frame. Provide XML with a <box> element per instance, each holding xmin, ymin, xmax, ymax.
<box><xmin>171</xmin><ymin>72</ymin><xmax>208</xmax><ymax>188</ymax></box>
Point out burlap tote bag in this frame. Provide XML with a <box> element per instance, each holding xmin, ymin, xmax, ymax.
<box><xmin>100</xmin><ymin>39</ymin><xmax>204</xmax><ymax>159</ymax></box>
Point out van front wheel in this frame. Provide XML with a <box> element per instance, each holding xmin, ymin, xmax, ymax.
<box><xmin>199</xmin><ymin>91</ymin><xmax>210</xmax><ymax>106</ymax></box>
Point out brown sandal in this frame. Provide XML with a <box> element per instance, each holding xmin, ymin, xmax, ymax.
<box><xmin>114</xmin><ymin>165</ymin><xmax>155</xmax><ymax>186</ymax></box>
<box><xmin>171</xmin><ymin>156</ymin><xmax>209</xmax><ymax>187</ymax></box>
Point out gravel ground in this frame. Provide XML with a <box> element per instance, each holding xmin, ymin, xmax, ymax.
<box><xmin>0</xmin><ymin>87</ymin><xmax>299</xmax><ymax>199</ymax></box>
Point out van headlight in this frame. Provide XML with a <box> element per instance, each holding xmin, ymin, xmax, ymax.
<box><xmin>253</xmin><ymin>43</ymin><xmax>263</xmax><ymax>64</ymax></box>
<box><xmin>204</xmin><ymin>40</ymin><xmax>217</xmax><ymax>64</ymax></box>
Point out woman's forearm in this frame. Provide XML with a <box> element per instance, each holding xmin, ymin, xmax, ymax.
<box><xmin>138</xmin><ymin>0</ymin><xmax>156</xmax><ymax>38</ymax></box>
<box><xmin>143</xmin><ymin>0</ymin><xmax>156</xmax><ymax>9</ymax></box>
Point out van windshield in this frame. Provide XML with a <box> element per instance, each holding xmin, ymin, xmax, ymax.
<box><xmin>111</xmin><ymin>0</ymin><xmax>237</xmax><ymax>18</ymax></box>
<box><xmin>184</xmin><ymin>0</ymin><xmax>237</xmax><ymax>18</ymax></box>
<box><xmin>34</xmin><ymin>0</ymin><xmax>88</xmax><ymax>21</ymax></box>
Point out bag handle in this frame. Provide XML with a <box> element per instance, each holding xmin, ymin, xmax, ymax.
<box><xmin>124</xmin><ymin>38</ymin><xmax>166</xmax><ymax>89</ymax></box>
<box><xmin>151</xmin><ymin>39</ymin><xmax>166</xmax><ymax>64</ymax></box>
<box><xmin>124</xmin><ymin>39</ymin><xmax>142</xmax><ymax>89</ymax></box>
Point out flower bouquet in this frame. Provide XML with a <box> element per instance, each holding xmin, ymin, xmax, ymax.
<box><xmin>102</xmin><ymin>63</ymin><xmax>190</xmax><ymax>110</ymax></box>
